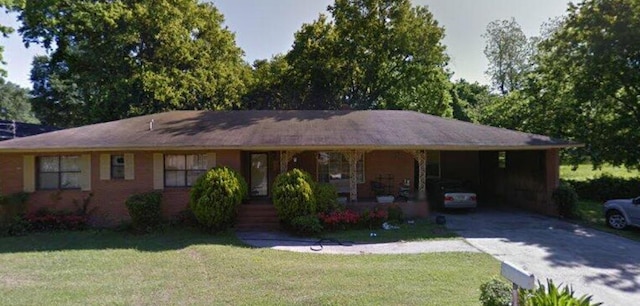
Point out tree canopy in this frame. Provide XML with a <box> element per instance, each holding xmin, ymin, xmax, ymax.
<box><xmin>16</xmin><ymin>0</ymin><xmax>249</xmax><ymax>126</ymax></box>
<box><xmin>244</xmin><ymin>0</ymin><xmax>453</xmax><ymax>116</ymax></box>
<box><xmin>518</xmin><ymin>0</ymin><xmax>639</xmax><ymax>168</ymax></box>
<box><xmin>0</xmin><ymin>80</ymin><xmax>38</xmax><ymax>123</ymax></box>
<box><xmin>483</xmin><ymin>18</ymin><xmax>531</xmax><ymax>95</ymax></box>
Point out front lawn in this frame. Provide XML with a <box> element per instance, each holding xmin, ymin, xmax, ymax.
<box><xmin>560</xmin><ymin>163</ymin><xmax>640</xmax><ymax>181</ymax></box>
<box><xmin>575</xmin><ymin>200</ymin><xmax>640</xmax><ymax>241</ymax></box>
<box><xmin>0</xmin><ymin>228</ymin><xmax>497</xmax><ymax>305</ymax></box>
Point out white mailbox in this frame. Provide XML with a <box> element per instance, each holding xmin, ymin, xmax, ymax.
<box><xmin>501</xmin><ymin>261</ymin><xmax>535</xmax><ymax>290</ymax></box>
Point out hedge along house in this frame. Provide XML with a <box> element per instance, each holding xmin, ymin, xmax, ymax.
<box><xmin>0</xmin><ymin>110</ymin><xmax>577</xmax><ymax>227</ymax></box>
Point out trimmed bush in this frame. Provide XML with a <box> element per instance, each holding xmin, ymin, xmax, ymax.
<box><xmin>189</xmin><ymin>166</ymin><xmax>248</xmax><ymax>231</ymax></box>
<box><xmin>564</xmin><ymin>175</ymin><xmax>640</xmax><ymax>202</ymax></box>
<box><xmin>290</xmin><ymin>215</ymin><xmax>323</xmax><ymax>236</ymax></box>
<box><xmin>0</xmin><ymin>192</ymin><xmax>29</xmax><ymax>227</ymax></box>
<box><xmin>125</xmin><ymin>191</ymin><xmax>163</xmax><ymax>232</ymax></box>
<box><xmin>314</xmin><ymin>183</ymin><xmax>339</xmax><ymax>213</ymax></box>
<box><xmin>552</xmin><ymin>183</ymin><xmax>578</xmax><ymax>218</ymax></box>
<box><xmin>272</xmin><ymin>169</ymin><xmax>317</xmax><ymax>225</ymax></box>
<box><xmin>479</xmin><ymin>277</ymin><xmax>511</xmax><ymax>306</ymax></box>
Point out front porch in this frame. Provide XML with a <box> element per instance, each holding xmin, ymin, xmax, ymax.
<box><xmin>242</xmin><ymin>149</ymin><xmax>427</xmax><ymax>198</ymax></box>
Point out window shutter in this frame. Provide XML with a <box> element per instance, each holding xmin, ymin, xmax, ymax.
<box><xmin>207</xmin><ymin>153</ymin><xmax>217</xmax><ymax>169</ymax></box>
<box><xmin>99</xmin><ymin>154</ymin><xmax>110</xmax><ymax>180</ymax></box>
<box><xmin>124</xmin><ymin>153</ymin><xmax>135</xmax><ymax>180</ymax></box>
<box><xmin>23</xmin><ymin>155</ymin><xmax>35</xmax><ymax>192</ymax></box>
<box><xmin>153</xmin><ymin>153</ymin><xmax>164</xmax><ymax>190</ymax></box>
<box><xmin>79</xmin><ymin>154</ymin><xmax>92</xmax><ymax>191</ymax></box>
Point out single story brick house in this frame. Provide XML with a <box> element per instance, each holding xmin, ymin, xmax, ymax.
<box><xmin>0</xmin><ymin>110</ymin><xmax>577</xmax><ymax>226</ymax></box>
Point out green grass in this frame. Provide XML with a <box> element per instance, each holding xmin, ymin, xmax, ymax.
<box><xmin>323</xmin><ymin>218</ymin><xmax>458</xmax><ymax>243</ymax></box>
<box><xmin>560</xmin><ymin>163</ymin><xmax>640</xmax><ymax>181</ymax></box>
<box><xmin>574</xmin><ymin>200</ymin><xmax>640</xmax><ymax>241</ymax></box>
<box><xmin>0</xmin><ymin>228</ymin><xmax>498</xmax><ymax>305</ymax></box>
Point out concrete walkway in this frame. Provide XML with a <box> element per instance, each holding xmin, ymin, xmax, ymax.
<box><xmin>236</xmin><ymin>231</ymin><xmax>479</xmax><ymax>255</ymax></box>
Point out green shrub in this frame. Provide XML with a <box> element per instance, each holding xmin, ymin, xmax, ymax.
<box><xmin>521</xmin><ymin>279</ymin><xmax>601</xmax><ymax>306</ymax></box>
<box><xmin>387</xmin><ymin>204</ymin><xmax>404</xmax><ymax>223</ymax></box>
<box><xmin>6</xmin><ymin>215</ymin><xmax>30</xmax><ymax>236</ymax></box>
<box><xmin>314</xmin><ymin>183</ymin><xmax>339</xmax><ymax>213</ymax></box>
<box><xmin>479</xmin><ymin>277</ymin><xmax>511</xmax><ymax>306</ymax></box>
<box><xmin>290</xmin><ymin>215</ymin><xmax>323</xmax><ymax>236</ymax></box>
<box><xmin>125</xmin><ymin>191</ymin><xmax>163</xmax><ymax>232</ymax></box>
<box><xmin>0</xmin><ymin>192</ymin><xmax>29</xmax><ymax>227</ymax></box>
<box><xmin>564</xmin><ymin>174</ymin><xmax>640</xmax><ymax>202</ymax></box>
<box><xmin>552</xmin><ymin>184</ymin><xmax>579</xmax><ymax>218</ymax></box>
<box><xmin>272</xmin><ymin>169</ymin><xmax>317</xmax><ymax>225</ymax></box>
<box><xmin>189</xmin><ymin>166</ymin><xmax>248</xmax><ymax>231</ymax></box>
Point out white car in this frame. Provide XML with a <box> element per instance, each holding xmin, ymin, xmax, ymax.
<box><xmin>431</xmin><ymin>179</ymin><xmax>477</xmax><ymax>210</ymax></box>
<box><xmin>603</xmin><ymin>196</ymin><xmax>640</xmax><ymax>229</ymax></box>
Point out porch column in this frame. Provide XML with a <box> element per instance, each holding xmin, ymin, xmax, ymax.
<box><xmin>342</xmin><ymin>150</ymin><xmax>364</xmax><ymax>202</ymax></box>
<box><xmin>280</xmin><ymin>151</ymin><xmax>289</xmax><ymax>173</ymax></box>
<box><xmin>407</xmin><ymin>150</ymin><xmax>427</xmax><ymax>200</ymax></box>
<box><xmin>279</xmin><ymin>151</ymin><xmax>300</xmax><ymax>173</ymax></box>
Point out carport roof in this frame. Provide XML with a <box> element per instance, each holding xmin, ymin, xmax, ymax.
<box><xmin>0</xmin><ymin>110</ymin><xmax>580</xmax><ymax>152</ymax></box>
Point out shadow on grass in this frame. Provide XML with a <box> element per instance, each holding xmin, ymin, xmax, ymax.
<box><xmin>0</xmin><ymin>226</ymin><xmax>249</xmax><ymax>254</ymax></box>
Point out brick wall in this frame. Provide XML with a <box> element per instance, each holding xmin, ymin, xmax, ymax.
<box><xmin>0</xmin><ymin>150</ymin><xmax>242</xmax><ymax>226</ymax></box>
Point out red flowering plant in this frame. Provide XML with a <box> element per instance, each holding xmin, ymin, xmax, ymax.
<box><xmin>361</xmin><ymin>207</ymin><xmax>388</xmax><ymax>229</ymax></box>
<box><xmin>318</xmin><ymin>209</ymin><xmax>361</xmax><ymax>231</ymax></box>
<box><xmin>25</xmin><ymin>209</ymin><xmax>88</xmax><ymax>232</ymax></box>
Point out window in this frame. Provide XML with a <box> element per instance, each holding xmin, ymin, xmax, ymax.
<box><xmin>317</xmin><ymin>152</ymin><xmax>364</xmax><ymax>184</ymax></box>
<box><xmin>38</xmin><ymin>156</ymin><xmax>81</xmax><ymax>189</ymax></box>
<box><xmin>426</xmin><ymin>151</ymin><xmax>441</xmax><ymax>178</ymax></box>
<box><xmin>111</xmin><ymin>155</ymin><xmax>125</xmax><ymax>179</ymax></box>
<box><xmin>498</xmin><ymin>151</ymin><xmax>506</xmax><ymax>168</ymax></box>
<box><xmin>164</xmin><ymin>154</ymin><xmax>207</xmax><ymax>187</ymax></box>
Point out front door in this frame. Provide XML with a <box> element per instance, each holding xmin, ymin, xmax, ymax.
<box><xmin>250</xmin><ymin>153</ymin><xmax>269</xmax><ymax>197</ymax></box>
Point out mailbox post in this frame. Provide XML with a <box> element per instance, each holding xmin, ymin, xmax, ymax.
<box><xmin>500</xmin><ymin>261</ymin><xmax>535</xmax><ymax>306</ymax></box>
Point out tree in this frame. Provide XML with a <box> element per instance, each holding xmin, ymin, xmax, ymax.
<box><xmin>531</xmin><ymin>0</ymin><xmax>640</xmax><ymax>168</ymax></box>
<box><xmin>483</xmin><ymin>18</ymin><xmax>531</xmax><ymax>95</ymax></box>
<box><xmin>248</xmin><ymin>0</ymin><xmax>452</xmax><ymax>116</ymax></box>
<box><xmin>449</xmin><ymin>79</ymin><xmax>498</xmax><ymax>123</ymax></box>
<box><xmin>0</xmin><ymin>80</ymin><xmax>38</xmax><ymax>123</ymax></box>
<box><xmin>29</xmin><ymin>55</ymin><xmax>84</xmax><ymax>127</ymax></box>
<box><xmin>16</xmin><ymin>0</ymin><xmax>248</xmax><ymax>126</ymax></box>
<box><xmin>242</xmin><ymin>55</ymin><xmax>298</xmax><ymax>110</ymax></box>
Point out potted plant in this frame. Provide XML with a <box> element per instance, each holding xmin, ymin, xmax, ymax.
<box><xmin>371</xmin><ymin>181</ymin><xmax>394</xmax><ymax>203</ymax></box>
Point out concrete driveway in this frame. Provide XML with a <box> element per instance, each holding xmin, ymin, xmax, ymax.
<box><xmin>442</xmin><ymin>209</ymin><xmax>640</xmax><ymax>305</ymax></box>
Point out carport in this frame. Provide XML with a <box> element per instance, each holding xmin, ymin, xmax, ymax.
<box><xmin>423</xmin><ymin>149</ymin><xmax>564</xmax><ymax>216</ymax></box>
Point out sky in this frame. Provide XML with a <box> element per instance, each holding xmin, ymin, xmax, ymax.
<box><xmin>0</xmin><ymin>0</ymin><xmax>573</xmax><ymax>89</ymax></box>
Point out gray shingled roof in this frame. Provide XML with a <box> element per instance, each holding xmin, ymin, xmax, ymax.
<box><xmin>0</xmin><ymin>110</ymin><xmax>579</xmax><ymax>152</ymax></box>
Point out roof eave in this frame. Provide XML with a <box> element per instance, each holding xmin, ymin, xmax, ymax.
<box><xmin>0</xmin><ymin>143</ymin><xmax>584</xmax><ymax>153</ymax></box>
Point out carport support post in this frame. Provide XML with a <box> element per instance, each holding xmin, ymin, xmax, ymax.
<box><xmin>343</xmin><ymin>150</ymin><xmax>363</xmax><ymax>202</ymax></box>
